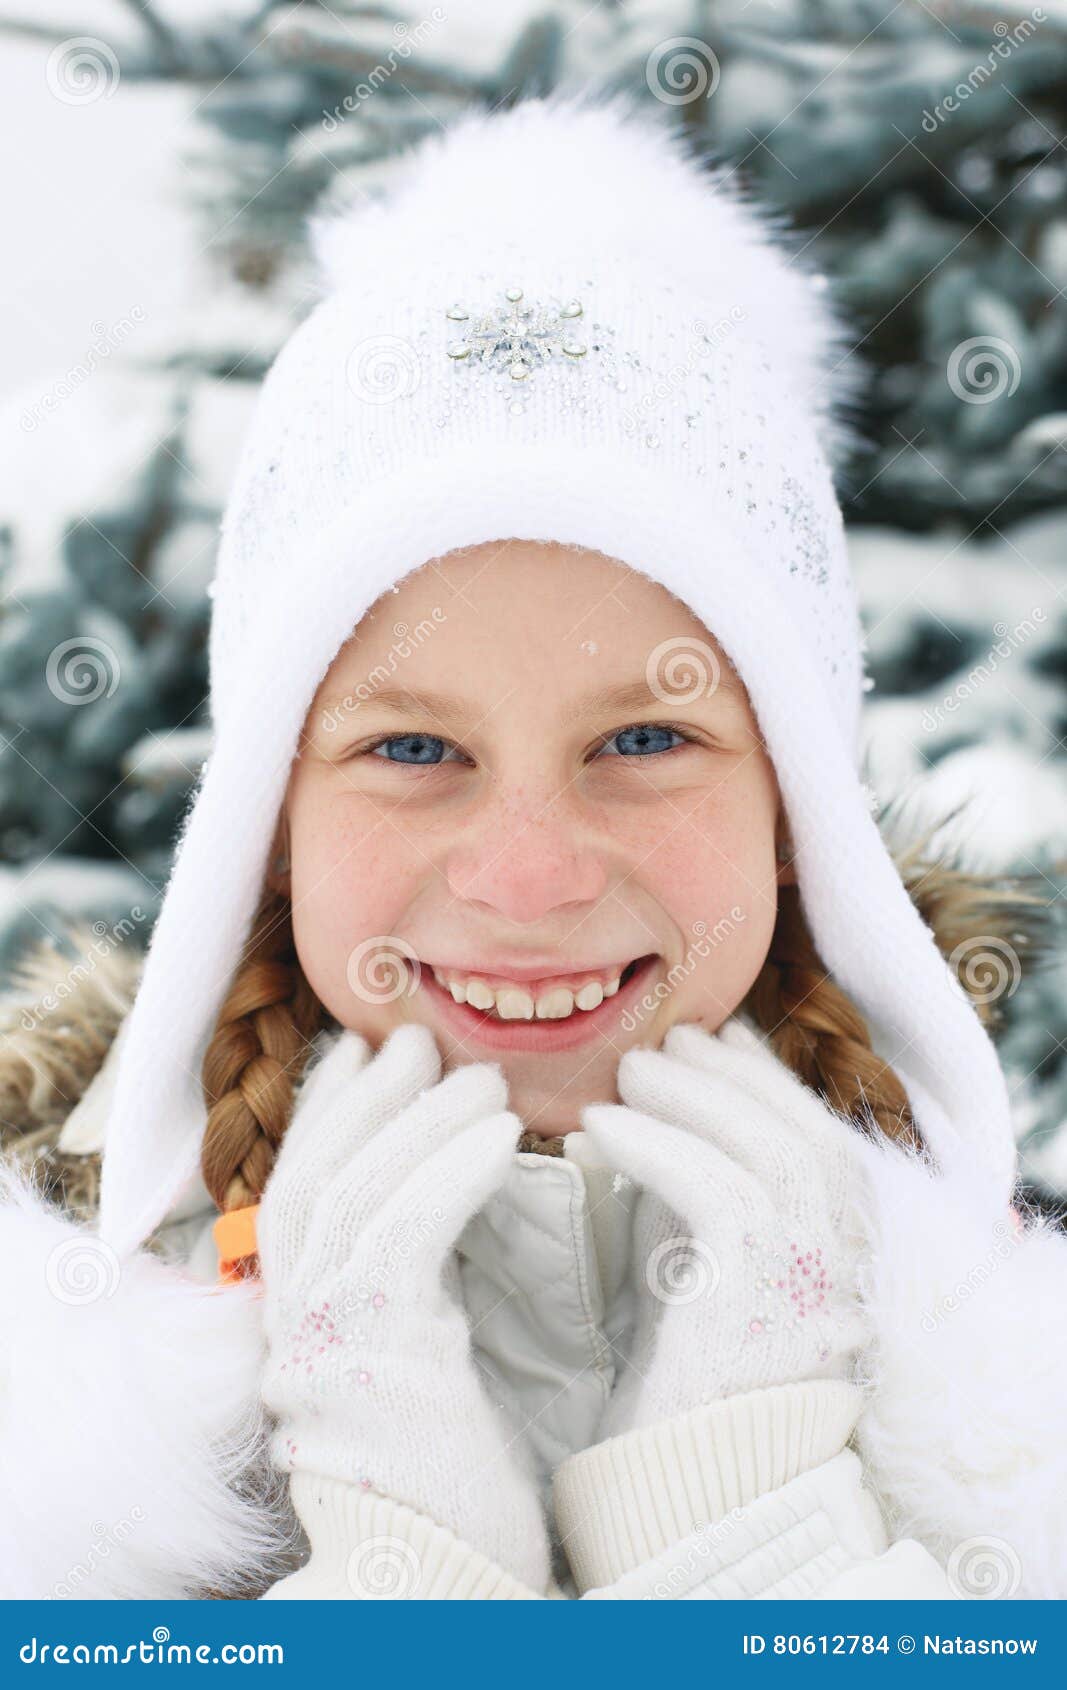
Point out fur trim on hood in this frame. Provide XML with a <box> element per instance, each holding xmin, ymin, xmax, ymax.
<box><xmin>1</xmin><ymin>927</ymin><xmax>141</xmax><ymax>1233</ymax></box>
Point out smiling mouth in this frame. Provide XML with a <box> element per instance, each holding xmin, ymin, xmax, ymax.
<box><xmin>417</xmin><ymin>952</ymin><xmax>661</xmax><ymax>1049</ymax></box>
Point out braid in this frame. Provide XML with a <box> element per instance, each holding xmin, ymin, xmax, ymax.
<box><xmin>200</xmin><ymin>889</ymin><xmax>327</xmax><ymax>1213</ymax></box>
<box><xmin>199</xmin><ymin>825</ymin><xmax>1048</xmax><ymax>1208</ymax></box>
<box><xmin>742</xmin><ymin>882</ymin><xmax>922</xmax><ymax>1152</ymax></box>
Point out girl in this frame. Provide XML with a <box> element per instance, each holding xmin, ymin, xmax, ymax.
<box><xmin>2</xmin><ymin>92</ymin><xmax>1066</xmax><ymax>1601</ymax></box>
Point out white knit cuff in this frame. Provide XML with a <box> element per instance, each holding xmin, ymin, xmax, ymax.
<box><xmin>552</xmin><ymin>1379</ymin><xmax>862</xmax><ymax>1594</ymax></box>
<box><xmin>579</xmin><ymin>1449</ymin><xmax>907</xmax><ymax>1600</ymax></box>
<box><xmin>261</xmin><ymin>1472</ymin><xmax>547</xmax><ymax>1600</ymax></box>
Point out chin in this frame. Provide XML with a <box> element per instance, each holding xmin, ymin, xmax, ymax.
<box><xmin>498</xmin><ymin>1058</ymin><xmax>623</xmax><ymax>1138</ymax></box>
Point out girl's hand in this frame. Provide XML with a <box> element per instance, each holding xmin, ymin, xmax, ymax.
<box><xmin>257</xmin><ymin>1021</ymin><xmax>551</xmax><ymax>1591</ymax></box>
<box><xmin>581</xmin><ymin>1016</ymin><xmax>871</xmax><ymax>1441</ymax></box>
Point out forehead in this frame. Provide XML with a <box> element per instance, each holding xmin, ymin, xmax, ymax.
<box><xmin>327</xmin><ymin>540</ymin><xmax>745</xmax><ymax>701</ymax></box>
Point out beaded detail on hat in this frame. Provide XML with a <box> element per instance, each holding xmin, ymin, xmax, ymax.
<box><xmin>445</xmin><ymin>286</ymin><xmax>589</xmax><ymax>389</ymax></box>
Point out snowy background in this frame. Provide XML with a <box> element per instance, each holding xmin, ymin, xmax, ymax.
<box><xmin>1</xmin><ymin>0</ymin><xmax>1065</xmax><ymax>1194</ymax></box>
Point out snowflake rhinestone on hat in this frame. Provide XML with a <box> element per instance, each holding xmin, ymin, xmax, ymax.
<box><xmin>445</xmin><ymin>285</ymin><xmax>591</xmax><ymax>391</ymax></box>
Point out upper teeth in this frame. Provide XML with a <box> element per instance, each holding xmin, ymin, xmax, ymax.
<box><xmin>430</xmin><ymin>965</ymin><xmax>628</xmax><ymax>1020</ymax></box>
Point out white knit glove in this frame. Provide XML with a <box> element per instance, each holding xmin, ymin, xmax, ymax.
<box><xmin>257</xmin><ymin>1021</ymin><xmax>551</xmax><ymax>1591</ymax></box>
<box><xmin>581</xmin><ymin>1015</ymin><xmax>871</xmax><ymax>1439</ymax></box>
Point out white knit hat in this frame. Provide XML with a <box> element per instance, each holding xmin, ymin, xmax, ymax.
<box><xmin>98</xmin><ymin>91</ymin><xmax>1017</xmax><ymax>1257</ymax></box>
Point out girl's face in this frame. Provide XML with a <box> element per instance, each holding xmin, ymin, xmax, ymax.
<box><xmin>276</xmin><ymin>540</ymin><xmax>793</xmax><ymax>1134</ymax></box>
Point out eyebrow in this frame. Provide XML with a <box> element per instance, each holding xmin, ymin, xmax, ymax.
<box><xmin>319</xmin><ymin>669</ymin><xmax>746</xmax><ymax>726</ymax></box>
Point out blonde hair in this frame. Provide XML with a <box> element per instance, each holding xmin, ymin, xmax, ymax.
<box><xmin>200</xmin><ymin>889</ymin><xmax>327</xmax><ymax>1214</ymax></box>
<box><xmin>200</xmin><ymin>818</ymin><xmax>1049</xmax><ymax>1213</ymax></box>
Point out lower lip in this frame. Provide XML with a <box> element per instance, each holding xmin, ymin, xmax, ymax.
<box><xmin>418</xmin><ymin>955</ymin><xmax>661</xmax><ymax>1052</ymax></box>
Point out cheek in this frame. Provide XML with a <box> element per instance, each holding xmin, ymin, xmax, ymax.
<box><xmin>286</xmin><ymin>797</ymin><xmax>425</xmax><ymax>1034</ymax></box>
<box><xmin>634</xmin><ymin>794</ymin><xmax>780</xmax><ymax>1029</ymax></box>
<box><xmin>632</xmin><ymin>781</ymin><xmax>779</xmax><ymax>913</ymax></box>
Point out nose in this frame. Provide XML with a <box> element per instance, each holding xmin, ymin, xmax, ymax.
<box><xmin>445</xmin><ymin>791</ymin><xmax>608</xmax><ymax>927</ymax></box>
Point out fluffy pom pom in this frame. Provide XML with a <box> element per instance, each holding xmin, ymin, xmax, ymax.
<box><xmin>307</xmin><ymin>89</ymin><xmax>867</xmax><ymax>478</ymax></box>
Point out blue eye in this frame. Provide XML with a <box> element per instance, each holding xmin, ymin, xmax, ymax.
<box><xmin>365</xmin><ymin>722</ymin><xmax>692</xmax><ymax>768</ymax></box>
<box><xmin>598</xmin><ymin>724</ymin><xmax>688</xmax><ymax>757</ymax></box>
<box><xmin>370</xmin><ymin>733</ymin><xmax>461</xmax><ymax>765</ymax></box>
